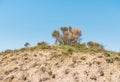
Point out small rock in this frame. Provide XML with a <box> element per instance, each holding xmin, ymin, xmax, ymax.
<box><xmin>65</xmin><ymin>69</ymin><xmax>70</xmax><ymax>74</ymax></box>
<box><xmin>81</xmin><ymin>56</ymin><xmax>86</xmax><ymax>60</ymax></box>
<box><xmin>48</xmin><ymin>71</ymin><xmax>53</xmax><ymax>76</ymax></box>
<box><xmin>52</xmin><ymin>74</ymin><xmax>56</xmax><ymax>79</ymax></box>
<box><xmin>41</xmin><ymin>66</ymin><xmax>46</xmax><ymax>73</ymax></box>
<box><xmin>100</xmin><ymin>71</ymin><xmax>104</xmax><ymax>76</ymax></box>
<box><xmin>90</xmin><ymin>76</ymin><xmax>97</xmax><ymax>81</ymax></box>
<box><xmin>42</xmin><ymin>77</ymin><xmax>50</xmax><ymax>81</ymax></box>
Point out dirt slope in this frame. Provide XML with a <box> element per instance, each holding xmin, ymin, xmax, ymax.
<box><xmin>0</xmin><ymin>50</ymin><xmax>120</xmax><ymax>82</ymax></box>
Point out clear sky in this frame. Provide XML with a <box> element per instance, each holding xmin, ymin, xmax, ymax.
<box><xmin>0</xmin><ymin>0</ymin><xmax>120</xmax><ymax>52</ymax></box>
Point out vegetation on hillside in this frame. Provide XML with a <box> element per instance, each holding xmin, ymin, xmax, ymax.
<box><xmin>52</xmin><ymin>26</ymin><xmax>81</xmax><ymax>45</ymax></box>
<box><xmin>0</xmin><ymin>27</ymin><xmax>119</xmax><ymax>82</ymax></box>
<box><xmin>0</xmin><ymin>26</ymin><xmax>120</xmax><ymax>58</ymax></box>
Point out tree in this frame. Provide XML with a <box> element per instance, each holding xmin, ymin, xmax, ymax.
<box><xmin>37</xmin><ymin>41</ymin><xmax>48</xmax><ymax>46</ymax></box>
<box><xmin>52</xmin><ymin>26</ymin><xmax>82</xmax><ymax>45</ymax></box>
<box><xmin>24</xmin><ymin>42</ymin><xmax>31</xmax><ymax>54</ymax></box>
<box><xmin>24</xmin><ymin>42</ymin><xmax>30</xmax><ymax>48</ymax></box>
<box><xmin>61</xmin><ymin>27</ymin><xmax>68</xmax><ymax>33</ymax></box>
<box><xmin>87</xmin><ymin>41</ymin><xmax>104</xmax><ymax>50</ymax></box>
<box><xmin>52</xmin><ymin>30</ymin><xmax>61</xmax><ymax>44</ymax></box>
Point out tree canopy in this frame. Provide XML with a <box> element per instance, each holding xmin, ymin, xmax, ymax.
<box><xmin>52</xmin><ymin>26</ymin><xmax>82</xmax><ymax>45</ymax></box>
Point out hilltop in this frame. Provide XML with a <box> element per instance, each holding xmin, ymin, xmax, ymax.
<box><xmin>0</xmin><ymin>44</ymin><xmax>120</xmax><ymax>82</ymax></box>
<box><xmin>0</xmin><ymin>27</ymin><xmax>120</xmax><ymax>82</ymax></box>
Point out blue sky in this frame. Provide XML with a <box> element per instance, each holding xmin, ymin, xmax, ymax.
<box><xmin>0</xmin><ymin>0</ymin><xmax>120</xmax><ymax>52</ymax></box>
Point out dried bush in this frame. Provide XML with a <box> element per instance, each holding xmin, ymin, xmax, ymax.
<box><xmin>87</xmin><ymin>41</ymin><xmax>104</xmax><ymax>52</ymax></box>
<box><xmin>52</xmin><ymin>26</ymin><xmax>82</xmax><ymax>45</ymax></box>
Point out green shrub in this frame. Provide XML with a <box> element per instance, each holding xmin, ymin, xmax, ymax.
<box><xmin>118</xmin><ymin>52</ymin><xmax>120</xmax><ymax>56</ymax></box>
<box><xmin>87</xmin><ymin>41</ymin><xmax>104</xmax><ymax>53</ymax></box>
<box><xmin>114</xmin><ymin>57</ymin><xmax>120</xmax><ymax>61</ymax></box>
<box><xmin>37</xmin><ymin>42</ymin><xmax>48</xmax><ymax>46</ymax></box>
<box><xmin>104</xmin><ymin>52</ymin><xmax>110</xmax><ymax>57</ymax></box>
<box><xmin>60</xmin><ymin>45</ymin><xmax>75</xmax><ymax>56</ymax></box>
<box><xmin>81</xmin><ymin>56</ymin><xmax>86</xmax><ymax>60</ymax></box>
<box><xmin>106</xmin><ymin>58</ymin><xmax>113</xmax><ymax>63</ymax></box>
<box><xmin>87</xmin><ymin>41</ymin><xmax>103</xmax><ymax>49</ymax></box>
<box><xmin>4</xmin><ymin>49</ymin><xmax>13</xmax><ymax>53</ymax></box>
<box><xmin>36</xmin><ymin>42</ymin><xmax>51</xmax><ymax>50</ymax></box>
<box><xmin>79</xmin><ymin>43</ymin><xmax>88</xmax><ymax>52</ymax></box>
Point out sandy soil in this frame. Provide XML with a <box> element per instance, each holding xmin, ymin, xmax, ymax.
<box><xmin>0</xmin><ymin>50</ymin><xmax>120</xmax><ymax>82</ymax></box>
